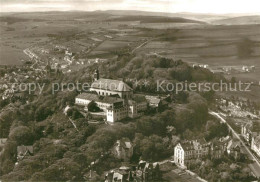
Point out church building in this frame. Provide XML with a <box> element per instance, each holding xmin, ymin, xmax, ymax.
<box><xmin>75</xmin><ymin>70</ymin><xmax>147</xmax><ymax>122</ymax></box>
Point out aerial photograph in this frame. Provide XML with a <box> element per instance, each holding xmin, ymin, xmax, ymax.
<box><xmin>0</xmin><ymin>0</ymin><xmax>260</xmax><ymax>181</ymax></box>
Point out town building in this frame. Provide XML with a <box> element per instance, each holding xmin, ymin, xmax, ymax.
<box><xmin>174</xmin><ymin>139</ymin><xmax>210</xmax><ymax>168</ymax></box>
<box><xmin>241</xmin><ymin>122</ymin><xmax>260</xmax><ymax>157</ymax></box>
<box><xmin>241</xmin><ymin>122</ymin><xmax>252</xmax><ymax>143</ymax></box>
<box><xmin>16</xmin><ymin>145</ymin><xmax>34</xmax><ymax>163</ymax></box>
<box><xmin>105</xmin><ymin>166</ymin><xmax>133</xmax><ymax>182</ymax></box>
<box><xmin>251</xmin><ymin>134</ymin><xmax>260</xmax><ymax>157</ymax></box>
<box><xmin>75</xmin><ymin>71</ymin><xmax>147</xmax><ymax>122</ymax></box>
<box><xmin>105</xmin><ymin>162</ymin><xmax>161</xmax><ymax>182</ymax></box>
<box><xmin>111</xmin><ymin>138</ymin><xmax>133</xmax><ymax>162</ymax></box>
<box><xmin>0</xmin><ymin>138</ymin><xmax>7</xmax><ymax>150</ymax></box>
<box><xmin>145</xmin><ymin>95</ymin><xmax>168</xmax><ymax>112</ymax></box>
<box><xmin>227</xmin><ymin>139</ymin><xmax>241</xmax><ymax>160</ymax></box>
<box><xmin>210</xmin><ymin>136</ymin><xmax>230</xmax><ymax>159</ymax></box>
<box><xmin>136</xmin><ymin>161</ymin><xmax>161</xmax><ymax>182</ymax></box>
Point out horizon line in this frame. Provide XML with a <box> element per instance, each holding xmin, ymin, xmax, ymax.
<box><xmin>1</xmin><ymin>9</ymin><xmax>260</xmax><ymax>16</ymax></box>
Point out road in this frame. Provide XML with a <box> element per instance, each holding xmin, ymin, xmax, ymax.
<box><xmin>131</xmin><ymin>39</ymin><xmax>151</xmax><ymax>53</ymax></box>
<box><xmin>210</xmin><ymin>111</ymin><xmax>260</xmax><ymax>178</ymax></box>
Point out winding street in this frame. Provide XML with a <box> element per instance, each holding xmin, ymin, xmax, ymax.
<box><xmin>209</xmin><ymin>111</ymin><xmax>260</xmax><ymax>178</ymax></box>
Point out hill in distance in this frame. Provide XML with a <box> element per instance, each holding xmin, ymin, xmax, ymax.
<box><xmin>211</xmin><ymin>15</ymin><xmax>260</xmax><ymax>25</ymax></box>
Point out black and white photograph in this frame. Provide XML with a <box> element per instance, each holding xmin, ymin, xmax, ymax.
<box><xmin>0</xmin><ymin>0</ymin><xmax>260</xmax><ymax>181</ymax></box>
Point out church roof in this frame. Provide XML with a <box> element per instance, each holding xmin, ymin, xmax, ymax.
<box><xmin>76</xmin><ymin>93</ymin><xmax>124</xmax><ymax>104</ymax></box>
<box><xmin>91</xmin><ymin>79</ymin><xmax>132</xmax><ymax>92</ymax></box>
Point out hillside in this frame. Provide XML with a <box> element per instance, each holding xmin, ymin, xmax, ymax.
<box><xmin>212</xmin><ymin>15</ymin><xmax>260</xmax><ymax>25</ymax></box>
<box><xmin>109</xmin><ymin>15</ymin><xmax>205</xmax><ymax>24</ymax></box>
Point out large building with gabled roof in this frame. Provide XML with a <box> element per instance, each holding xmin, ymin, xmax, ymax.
<box><xmin>75</xmin><ymin>72</ymin><xmax>147</xmax><ymax>122</ymax></box>
<box><xmin>90</xmin><ymin>78</ymin><xmax>133</xmax><ymax>99</ymax></box>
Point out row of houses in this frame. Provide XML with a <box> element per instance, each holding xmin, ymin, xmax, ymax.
<box><xmin>174</xmin><ymin>136</ymin><xmax>241</xmax><ymax>168</ymax></box>
<box><xmin>241</xmin><ymin>122</ymin><xmax>260</xmax><ymax>157</ymax></box>
<box><xmin>105</xmin><ymin>161</ymin><xmax>161</xmax><ymax>182</ymax></box>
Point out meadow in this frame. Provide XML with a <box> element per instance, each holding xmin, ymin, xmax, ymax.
<box><xmin>0</xmin><ymin>11</ymin><xmax>259</xmax><ymax>102</ymax></box>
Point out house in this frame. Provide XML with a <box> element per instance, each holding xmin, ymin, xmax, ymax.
<box><xmin>145</xmin><ymin>95</ymin><xmax>169</xmax><ymax>112</ymax></box>
<box><xmin>241</xmin><ymin>122</ymin><xmax>253</xmax><ymax>143</ymax></box>
<box><xmin>17</xmin><ymin>145</ymin><xmax>33</xmax><ymax>163</ymax></box>
<box><xmin>227</xmin><ymin>139</ymin><xmax>241</xmax><ymax>160</ymax></box>
<box><xmin>105</xmin><ymin>162</ymin><xmax>161</xmax><ymax>182</ymax></box>
<box><xmin>145</xmin><ymin>95</ymin><xmax>161</xmax><ymax>108</ymax></box>
<box><xmin>0</xmin><ymin>138</ymin><xmax>7</xmax><ymax>150</ymax></box>
<box><xmin>105</xmin><ymin>166</ymin><xmax>133</xmax><ymax>182</ymax></box>
<box><xmin>174</xmin><ymin>139</ymin><xmax>210</xmax><ymax>168</ymax></box>
<box><xmin>251</xmin><ymin>134</ymin><xmax>260</xmax><ymax>157</ymax></box>
<box><xmin>111</xmin><ymin>138</ymin><xmax>133</xmax><ymax>162</ymax></box>
<box><xmin>127</xmin><ymin>95</ymin><xmax>147</xmax><ymax>118</ymax></box>
<box><xmin>241</xmin><ymin>121</ymin><xmax>260</xmax><ymax>145</ymax></box>
<box><xmin>210</xmin><ymin>136</ymin><xmax>230</xmax><ymax>159</ymax></box>
<box><xmin>136</xmin><ymin>161</ymin><xmax>161</xmax><ymax>182</ymax></box>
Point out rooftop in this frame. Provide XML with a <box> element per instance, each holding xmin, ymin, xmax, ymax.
<box><xmin>91</xmin><ymin>79</ymin><xmax>132</xmax><ymax>92</ymax></box>
<box><xmin>76</xmin><ymin>92</ymin><xmax>124</xmax><ymax>104</ymax></box>
<box><xmin>17</xmin><ymin>145</ymin><xmax>33</xmax><ymax>155</ymax></box>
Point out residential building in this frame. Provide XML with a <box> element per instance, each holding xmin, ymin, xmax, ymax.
<box><xmin>0</xmin><ymin>138</ymin><xmax>7</xmax><ymax>150</ymax></box>
<box><xmin>128</xmin><ymin>96</ymin><xmax>147</xmax><ymax>118</ymax></box>
<box><xmin>174</xmin><ymin>139</ymin><xmax>210</xmax><ymax>168</ymax></box>
<box><xmin>251</xmin><ymin>134</ymin><xmax>260</xmax><ymax>157</ymax></box>
<box><xmin>210</xmin><ymin>136</ymin><xmax>230</xmax><ymax>159</ymax></box>
<box><xmin>111</xmin><ymin>138</ymin><xmax>133</xmax><ymax>162</ymax></box>
<box><xmin>241</xmin><ymin>122</ymin><xmax>253</xmax><ymax>143</ymax></box>
<box><xmin>105</xmin><ymin>166</ymin><xmax>133</xmax><ymax>182</ymax></box>
<box><xmin>17</xmin><ymin>145</ymin><xmax>33</xmax><ymax>163</ymax></box>
<box><xmin>136</xmin><ymin>161</ymin><xmax>161</xmax><ymax>182</ymax></box>
<box><xmin>145</xmin><ymin>95</ymin><xmax>161</xmax><ymax>108</ymax></box>
<box><xmin>145</xmin><ymin>95</ymin><xmax>169</xmax><ymax>112</ymax></box>
<box><xmin>105</xmin><ymin>161</ymin><xmax>161</xmax><ymax>182</ymax></box>
<box><xmin>227</xmin><ymin>139</ymin><xmax>241</xmax><ymax>160</ymax></box>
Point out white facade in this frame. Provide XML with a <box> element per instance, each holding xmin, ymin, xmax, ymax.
<box><xmin>75</xmin><ymin>78</ymin><xmax>148</xmax><ymax>123</ymax></box>
<box><xmin>75</xmin><ymin>98</ymin><xmax>92</xmax><ymax>106</ymax></box>
<box><xmin>251</xmin><ymin>136</ymin><xmax>260</xmax><ymax>157</ymax></box>
<box><xmin>107</xmin><ymin>107</ymin><xmax>128</xmax><ymax>123</ymax></box>
<box><xmin>174</xmin><ymin>143</ymin><xmax>185</xmax><ymax>167</ymax></box>
<box><xmin>241</xmin><ymin>123</ymin><xmax>251</xmax><ymax>143</ymax></box>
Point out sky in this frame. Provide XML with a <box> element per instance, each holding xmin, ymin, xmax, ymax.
<box><xmin>0</xmin><ymin>0</ymin><xmax>260</xmax><ymax>14</ymax></box>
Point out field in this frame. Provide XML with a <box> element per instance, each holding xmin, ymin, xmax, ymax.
<box><xmin>0</xmin><ymin>11</ymin><xmax>259</xmax><ymax>102</ymax></box>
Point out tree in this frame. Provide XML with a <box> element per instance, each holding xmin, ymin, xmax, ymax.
<box><xmin>9</xmin><ymin>126</ymin><xmax>34</xmax><ymax>145</ymax></box>
<box><xmin>87</xmin><ymin>101</ymin><xmax>101</xmax><ymax>112</ymax></box>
